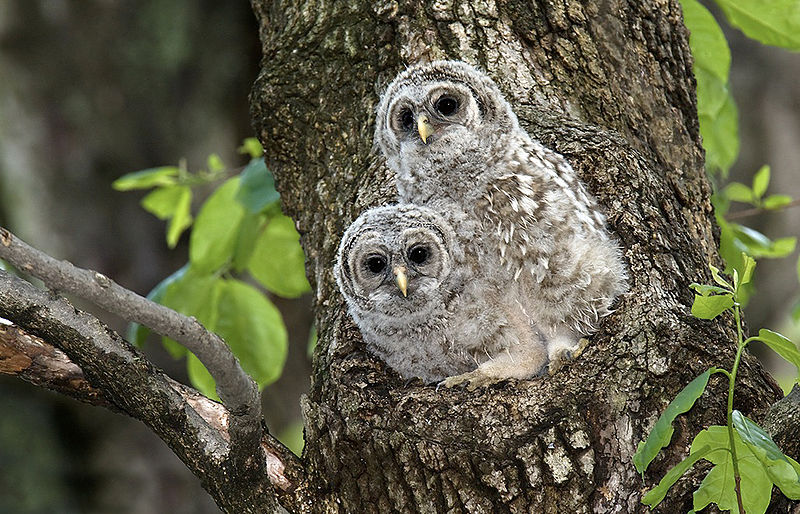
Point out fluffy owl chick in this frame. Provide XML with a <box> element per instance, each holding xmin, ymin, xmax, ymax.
<box><xmin>335</xmin><ymin>203</ymin><xmax>549</xmax><ymax>385</ymax></box>
<box><xmin>374</xmin><ymin>61</ymin><xmax>628</xmax><ymax>385</ymax></box>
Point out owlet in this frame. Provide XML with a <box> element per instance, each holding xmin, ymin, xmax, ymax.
<box><xmin>335</xmin><ymin>203</ymin><xmax>549</xmax><ymax>385</ymax></box>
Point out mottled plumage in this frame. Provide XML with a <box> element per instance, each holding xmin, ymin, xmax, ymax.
<box><xmin>374</xmin><ymin>60</ymin><xmax>627</xmax><ymax>386</ymax></box>
<box><xmin>334</xmin><ymin>204</ymin><xmax>548</xmax><ymax>384</ymax></box>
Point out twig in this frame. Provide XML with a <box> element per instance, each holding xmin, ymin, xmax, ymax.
<box><xmin>0</xmin><ymin>226</ymin><xmax>261</xmax><ymax>458</ymax></box>
<box><xmin>725</xmin><ymin>198</ymin><xmax>800</xmax><ymax>221</ymax></box>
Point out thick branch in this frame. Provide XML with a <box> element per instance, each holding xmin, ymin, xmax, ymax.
<box><xmin>0</xmin><ymin>322</ymin><xmax>111</xmax><ymax>408</ymax></box>
<box><xmin>0</xmin><ymin>226</ymin><xmax>261</xmax><ymax>455</ymax></box>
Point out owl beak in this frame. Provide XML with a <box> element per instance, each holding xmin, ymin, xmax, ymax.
<box><xmin>393</xmin><ymin>266</ymin><xmax>408</xmax><ymax>297</ymax></box>
<box><xmin>417</xmin><ymin>114</ymin><xmax>434</xmax><ymax>144</ymax></box>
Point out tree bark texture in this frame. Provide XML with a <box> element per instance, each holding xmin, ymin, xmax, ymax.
<box><xmin>250</xmin><ymin>1</ymin><xmax>788</xmax><ymax>512</ymax></box>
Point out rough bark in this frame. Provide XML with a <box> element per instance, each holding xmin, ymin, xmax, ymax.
<box><xmin>249</xmin><ymin>0</ymin><xmax>788</xmax><ymax>512</ymax></box>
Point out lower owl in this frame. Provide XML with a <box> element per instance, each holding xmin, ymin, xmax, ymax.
<box><xmin>335</xmin><ymin>203</ymin><xmax>550</xmax><ymax>387</ymax></box>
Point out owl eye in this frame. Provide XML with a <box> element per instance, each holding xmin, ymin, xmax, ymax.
<box><xmin>400</xmin><ymin>109</ymin><xmax>414</xmax><ymax>131</ymax></box>
<box><xmin>434</xmin><ymin>96</ymin><xmax>459</xmax><ymax>116</ymax></box>
<box><xmin>365</xmin><ymin>255</ymin><xmax>387</xmax><ymax>274</ymax></box>
<box><xmin>407</xmin><ymin>245</ymin><xmax>429</xmax><ymax>265</ymax></box>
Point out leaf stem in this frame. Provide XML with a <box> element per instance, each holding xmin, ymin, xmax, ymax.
<box><xmin>726</xmin><ymin>198</ymin><xmax>800</xmax><ymax>220</ymax></box>
<box><xmin>728</xmin><ymin>304</ymin><xmax>747</xmax><ymax>514</ymax></box>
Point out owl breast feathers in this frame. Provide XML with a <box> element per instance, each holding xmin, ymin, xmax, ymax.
<box><xmin>337</xmin><ymin>60</ymin><xmax>627</xmax><ymax>387</ymax></box>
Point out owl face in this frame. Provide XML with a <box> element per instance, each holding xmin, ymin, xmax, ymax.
<box><xmin>335</xmin><ymin>205</ymin><xmax>461</xmax><ymax>324</ymax></box>
<box><xmin>375</xmin><ymin>60</ymin><xmax>519</xmax><ymax>159</ymax></box>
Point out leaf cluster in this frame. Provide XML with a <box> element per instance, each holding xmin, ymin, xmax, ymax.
<box><xmin>635</xmin><ymin>255</ymin><xmax>800</xmax><ymax>512</ymax></box>
<box><xmin>681</xmin><ymin>0</ymin><xmax>799</xmax><ymax>305</ymax></box>
<box><xmin>113</xmin><ymin>138</ymin><xmax>310</xmax><ymax>398</ymax></box>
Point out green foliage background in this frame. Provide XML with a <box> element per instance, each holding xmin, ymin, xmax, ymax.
<box><xmin>114</xmin><ymin>138</ymin><xmax>309</xmax><ymax>399</ymax></box>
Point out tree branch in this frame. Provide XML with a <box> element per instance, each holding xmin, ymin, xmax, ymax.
<box><xmin>725</xmin><ymin>198</ymin><xmax>800</xmax><ymax>221</ymax></box>
<box><xmin>0</xmin><ymin>226</ymin><xmax>261</xmax><ymax>457</ymax></box>
<box><xmin>0</xmin><ymin>322</ymin><xmax>111</xmax><ymax>408</ymax></box>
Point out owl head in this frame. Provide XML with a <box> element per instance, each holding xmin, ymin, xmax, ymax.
<box><xmin>374</xmin><ymin>60</ymin><xmax>519</xmax><ymax>161</ymax></box>
<box><xmin>335</xmin><ymin>204</ymin><xmax>464</xmax><ymax>327</ymax></box>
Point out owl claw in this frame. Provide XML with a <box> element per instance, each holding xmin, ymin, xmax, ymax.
<box><xmin>439</xmin><ymin>369</ymin><xmax>504</xmax><ymax>391</ymax></box>
<box><xmin>548</xmin><ymin>337</ymin><xmax>590</xmax><ymax>375</ymax></box>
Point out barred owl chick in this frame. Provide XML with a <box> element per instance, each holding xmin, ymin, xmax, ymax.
<box><xmin>375</xmin><ymin>61</ymin><xmax>628</xmax><ymax>386</ymax></box>
<box><xmin>335</xmin><ymin>204</ymin><xmax>549</xmax><ymax>385</ymax></box>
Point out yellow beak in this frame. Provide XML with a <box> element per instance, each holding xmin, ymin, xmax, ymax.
<box><xmin>393</xmin><ymin>266</ymin><xmax>408</xmax><ymax>297</ymax></box>
<box><xmin>417</xmin><ymin>114</ymin><xmax>433</xmax><ymax>144</ymax></box>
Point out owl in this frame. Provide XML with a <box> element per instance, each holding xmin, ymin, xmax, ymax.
<box><xmin>374</xmin><ymin>60</ymin><xmax>628</xmax><ymax>387</ymax></box>
<box><xmin>335</xmin><ymin>203</ymin><xmax>549</xmax><ymax>386</ymax></box>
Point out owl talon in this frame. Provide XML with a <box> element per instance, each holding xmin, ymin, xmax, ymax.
<box><xmin>439</xmin><ymin>369</ymin><xmax>504</xmax><ymax>391</ymax></box>
<box><xmin>548</xmin><ymin>337</ymin><xmax>590</xmax><ymax>375</ymax></box>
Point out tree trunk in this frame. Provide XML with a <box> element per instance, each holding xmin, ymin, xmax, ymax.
<box><xmin>249</xmin><ymin>0</ymin><xmax>786</xmax><ymax>512</ymax></box>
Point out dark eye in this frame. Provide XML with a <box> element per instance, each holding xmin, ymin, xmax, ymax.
<box><xmin>365</xmin><ymin>255</ymin><xmax>387</xmax><ymax>274</ymax></box>
<box><xmin>408</xmin><ymin>245</ymin><xmax>429</xmax><ymax>265</ymax></box>
<box><xmin>434</xmin><ymin>96</ymin><xmax>459</xmax><ymax>116</ymax></box>
<box><xmin>400</xmin><ymin>109</ymin><xmax>414</xmax><ymax>130</ymax></box>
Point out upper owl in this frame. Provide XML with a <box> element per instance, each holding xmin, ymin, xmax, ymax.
<box><xmin>375</xmin><ymin>60</ymin><xmax>528</xmax><ymax>206</ymax></box>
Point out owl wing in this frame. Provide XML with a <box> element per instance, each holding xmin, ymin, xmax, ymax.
<box><xmin>478</xmin><ymin>136</ymin><xmax>620</xmax><ymax>333</ymax></box>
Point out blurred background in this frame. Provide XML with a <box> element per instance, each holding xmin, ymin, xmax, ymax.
<box><xmin>0</xmin><ymin>2</ymin><xmax>311</xmax><ymax>512</ymax></box>
<box><xmin>0</xmin><ymin>1</ymin><xmax>797</xmax><ymax>512</ymax></box>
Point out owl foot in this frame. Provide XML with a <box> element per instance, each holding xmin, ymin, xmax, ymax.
<box><xmin>439</xmin><ymin>369</ymin><xmax>506</xmax><ymax>391</ymax></box>
<box><xmin>548</xmin><ymin>337</ymin><xmax>590</xmax><ymax>375</ymax></box>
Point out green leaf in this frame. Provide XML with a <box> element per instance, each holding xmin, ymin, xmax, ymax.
<box><xmin>277</xmin><ymin>420</ymin><xmax>305</xmax><ymax>457</ymax></box>
<box><xmin>736</xmin><ymin>253</ymin><xmax>756</xmax><ymax>288</ymax></box>
<box><xmin>751</xmin><ymin>165</ymin><xmax>771</xmax><ymax>200</ymax></box>
<box><xmin>709</xmin><ymin>264</ymin><xmax>732</xmax><ymax>289</ymax></box>
<box><xmin>692</xmin><ymin>426</ymin><xmax>772</xmax><ymax>514</ymax></box>
<box><xmin>634</xmin><ymin>369</ymin><xmax>714</xmax><ymax>475</ymax></box>
<box><xmin>238</xmin><ymin>137</ymin><xmax>264</xmax><ymax>159</ymax></box>
<box><xmin>207</xmin><ymin>153</ymin><xmax>225</xmax><ymax>173</ymax></box>
<box><xmin>159</xmin><ymin>267</ymin><xmax>223</xmax><ymax>358</ymax></box>
<box><xmin>773</xmin><ymin>237</ymin><xmax>798</xmax><ymax>257</ymax></box>
<box><xmin>215</xmin><ymin>279</ymin><xmax>288</xmax><ymax>388</ymax></box>
<box><xmin>232</xmin><ymin>211</ymin><xmax>267</xmax><ymax>272</ymax></box>
<box><xmin>141</xmin><ymin>186</ymin><xmax>187</xmax><ymax>220</ymax></box>
<box><xmin>307</xmin><ymin>324</ymin><xmax>317</xmax><ymax>359</ymax></box>
<box><xmin>248</xmin><ymin>214</ymin><xmax>311</xmax><ymax>298</ymax></box>
<box><xmin>126</xmin><ymin>263</ymin><xmax>189</xmax><ymax>347</ymax></box>
<box><xmin>690</xmin><ymin>283</ymin><xmax>731</xmax><ymax>296</ymax></box>
<box><xmin>186</xmin><ymin>352</ymin><xmax>219</xmax><ymax>401</ymax></box>
<box><xmin>754</xmin><ymin>329</ymin><xmax>800</xmax><ymax>381</ymax></box>
<box><xmin>166</xmin><ymin>187</ymin><xmax>193</xmax><ymax>249</ymax></box>
<box><xmin>141</xmin><ymin>186</ymin><xmax>193</xmax><ymax>249</ymax></box>
<box><xmin>763</xmin><ymin>194</ymin><xmax>793</xmax><ymax>210</ymax></box>
<box><xmin>724</xmin><ymin>182</ymin><xmax>754</xmax><ymax>204</ymax></box>
<box><xmin>189</xmin><ymin>177</ymin><xmax>245</xmax><ymax>273</ymax></box>
<box><xmin>733</xmin><ymin>410</ymin><xmax>800</xmax><ymax>499</ymax></box>
<box><xmin>730</xmin><ymin>224</ymin><xmax>796</xmax><ymax>259</ymax></box>
<box><xmin>236</xmin><ymin>158</ymin><xmax>279</xmax><ymax>214</ymax></box>
<box><xmin>714</xmin><ymin>0</ymin><xmax>800</xmax><ymax>50</ymax></box>
<box><xmin>691</xmin><ymin>293</ymin><xmax>734</xmax><ymax>319</ymax></box>
<box><xmin>112</xmin><ymin>166</ymin><xmax>179</xmax><ymax>191</ymax></box>
<box><xmin>698</xmin><ymin>86</ymin><xmax>739</xmax><ymax>176</ymax></box>
<box><xmin>681</xmin><ymin>0</ymin><xmax>730</xmax><ymax>79</ymax></box>
<box><xmin>642</xmin><ymin>445</ymin><xmax>713</xmax><ymax>508</ymax></box>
